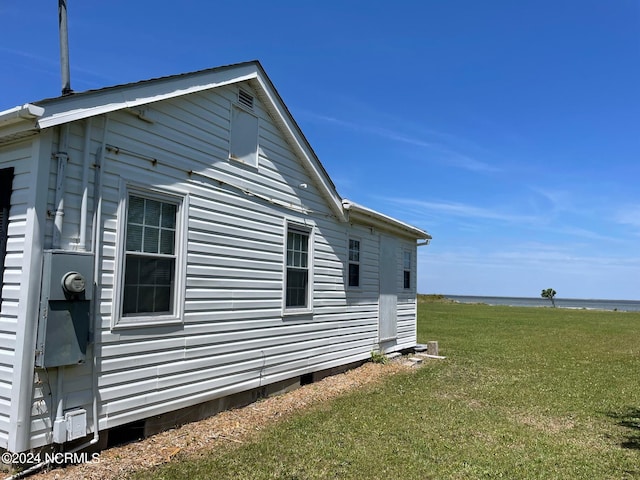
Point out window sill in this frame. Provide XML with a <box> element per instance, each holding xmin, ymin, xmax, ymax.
<box><xmin>112</xmin><ymin>315</ymin><xmax>184</xmax><ymax>330</ymax></box>
<box><xmin>283</xmin><ymin>307</ymin><xmax>313</xmax><ymax>317</ymax></box>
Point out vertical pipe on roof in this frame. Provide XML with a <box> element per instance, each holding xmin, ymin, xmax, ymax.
<box><xmin>58</xmin><ymin>0</ymin><xmax>72</xmax><ymax>96</ymax></box>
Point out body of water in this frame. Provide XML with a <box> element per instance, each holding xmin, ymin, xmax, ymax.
<box><xmin>444</xmin><ymin>295</ymin><xmax>640</xmax><ymax>312</ymax></box>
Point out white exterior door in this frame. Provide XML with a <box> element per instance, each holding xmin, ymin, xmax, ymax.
<box><xmin>378</xmin><ymin>234</ymin><xmax>397</xmax><ymax>342</ymax></box>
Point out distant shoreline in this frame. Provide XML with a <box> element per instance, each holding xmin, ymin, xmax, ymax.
<box><xmin>420</xmin><ymin>294</ymin><xmax>640</xmax><ymax>312</ymax></box>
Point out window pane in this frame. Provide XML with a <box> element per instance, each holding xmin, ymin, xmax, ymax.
<box><xmin>160</xmin><ymin>229</ymin><xmax>175</xmax><ymax>255</ymax></box>
<box><xmin>348</xmin><ymin>263</ymin><xmax>360</xmax><ymax>287</ymax></box>
<box><xmin>126</xmin><ymin>224</ymin><xmax>143</xmax><ymax>252</ymax></box>
<box><xmin>124</xmin><ymin>256</ymin><xmax>139</xmax><ymax>284</ymax></box>
<box><xmin>144</xmin><ymin>199</ymin><xmax>161</xmax><ymax>226</ymax></box>
<box><xmin>124</xmin><ymin>255</ymin><xmax>175</xmax><ymax>315</ymax></box>
<box><xmin>128</xmin><ymin>196</ymin><xmax>144</xmax><ymax>224</ymax></box>
<box><xmin>143</xmin><ymin>226</ymin><xmax>159</xmax><ymax>253</ymax></box>
<box><xmin>404</xmin><ymin>271</ymin><xmax>411</xmax><ymax>289</ymax></box>
<box><xmin>122</xmin><ymin>285</ymin><xmax>138</xmax><ymax>314</ymax></box>
<box><xmin>404</xmin><ymin>251</ymin><xmax>411</xmax><ymax>269</ymax></box>
<box><xmin>161</xmin><ymin>203</ymin><xmax>176</xmax><ymax>228</ymax></box>
<box><xmin>154</xmin><ymin>287</ymin><xmax>171</xmax><ymax>311</ymax></box>
<box><xmin>349</xmin><ymin>239</ymin><xmax>360</xmax><ymax>262</ymax></box>
<box><xmin>153</xmin><ymin>259</ymin><xmax>173</xmax><ymax>285</ymax></box>
<box><xmin>286</xmin><ymin>269</ymin><xmax>307</xmax><ymax>308</ymax></box>
<box><xmin>139</xmin><ymin>257</ymin><xmax>156</xmax><ymax>284</ymax></box>
<box><xmin>138</xmin><ymin>286</ymin><xmax>156</xmax><ymax>312</ymax></box>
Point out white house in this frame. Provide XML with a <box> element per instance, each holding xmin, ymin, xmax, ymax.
<box><xmin>0</xmin><ymin>61</ymin><xmax>430</xmax><ymax>456</ymax></box>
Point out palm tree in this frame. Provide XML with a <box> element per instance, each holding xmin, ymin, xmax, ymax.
<box><xmin>541</xmin><ymin>288</ymin><xmax>557</xmax><ymax>307</ymax></box>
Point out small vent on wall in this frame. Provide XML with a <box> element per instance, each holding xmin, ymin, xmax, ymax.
<box><xmin>238</xmin><ymin>89</ymin><xmax>254</xmax><ymax>109</ymax></box>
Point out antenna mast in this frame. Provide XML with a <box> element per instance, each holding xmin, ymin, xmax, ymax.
<box><xmin>58</xmin><ymin>0</ymin><xmax>72</xmax><ymax>95</ymax></box>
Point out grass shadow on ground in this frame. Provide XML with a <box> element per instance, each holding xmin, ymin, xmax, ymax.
<box><xmin>608</xmin><ymin>407</ymin><xmax>640</xmax><ymax>450</ymax></box>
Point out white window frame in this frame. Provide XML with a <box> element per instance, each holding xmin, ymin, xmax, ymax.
<box><xmin>347</xmin><ymin>236</ymin><xmax>361</xmax><ymax>289</ymax></box>
<box><xmin>283</xmin><ymin>220</ymin><xmax>314</xmax><ymax>315</ymax></box>
<box><xmin>112</xmin><ymin>183</ymin><xmax>188</xmax><ymax>329</ymax></box>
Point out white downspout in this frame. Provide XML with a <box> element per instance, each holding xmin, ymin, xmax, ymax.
<box><xmin>78</xmin><ymin>114</ymin><xmax>109</xmax><ymax>451</ymax></box>
<box><xmin>78</xmin><ymin>118</ymin><xmax>92</xmax><ymax>251</ymax></box>
<box><xmin>50</xmin><ymin>123</ymin><xmax>70</xmax><ymax>445</ymax></box>
<box><xmin>52</xmin><ymin>367</ymin><xmax>66</xmax><ymax>442</ymax></box>
<box><xmin>52</xmin><ymin>124</ymin><xmax>70</xmax><ymax>249</ymax></box>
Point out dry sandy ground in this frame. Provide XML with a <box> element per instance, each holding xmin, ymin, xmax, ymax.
<box><xmin>24</xmin><ymin>359</ymin><xmax>417</xmax><ymax>480</ymax></box>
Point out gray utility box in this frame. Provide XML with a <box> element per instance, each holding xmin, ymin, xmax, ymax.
<box><xmin>35</xmin><ymin>251</ymin><xmax>94</xmax><ymax>368</ymax></box>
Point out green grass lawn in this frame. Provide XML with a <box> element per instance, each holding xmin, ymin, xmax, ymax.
<box><xmin>133</xmin><ymin>300</ymin><xmax>640</xmax><ymax>479</ymax></box>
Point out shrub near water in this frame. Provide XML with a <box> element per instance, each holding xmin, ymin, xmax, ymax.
<box><xmin>136</xmin><ymin>303</ymin><xmax>640</xmax><ymax>480</ymax></box>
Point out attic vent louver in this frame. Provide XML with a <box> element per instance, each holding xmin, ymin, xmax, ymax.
<box><xmin>238</xmin><ymin>89</ymin><xmax>254</xmax><ymax>109</ymax></box>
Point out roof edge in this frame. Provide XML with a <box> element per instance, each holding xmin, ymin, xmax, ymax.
<box><xmin>0</xmin><ymin>103</ymin><xmax>44</xmax><ymax>144</ymax></box>
<box><xmin>1</xmin><ymin>61</ymin><xmax>347</xmax><ymax>221</ymax></box>
<box><xmin>343</xmin><ymin>200</ymin><xmax>431</xmax><ymax>240</ymax></box>
<box><xmin>33</xmin><ymin>62</ymin><xmax>262</xmax><ymax>129</ymax></box>
<box><xmin>0</xmin><ymin>103</ymin><xmax>44</xmax><ymax>126</ymax></box>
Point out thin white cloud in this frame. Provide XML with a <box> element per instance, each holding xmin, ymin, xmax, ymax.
<box><xmin>615</xmin><ymin>205</ymin><xmax>640</xmax><ymax>229</ymax></box>
<box><xmin>382</xmin><ymin>196</ymin><xmax>624</xmax><ymax>244</ymax></box>
<box><xmin>424</xmin><ymin>243</ymin><xmax>640</xmax><ymax>271</ymax></box>
<box><xmin>382</xmin><ymin>197</ymin><xmax>539</xmax><ymax>224</ymax></box>
<box><xmin>300</xmin><ymin>111</ymin><xmax>499</xmax><ymax>173</ymax></box>
<box><xmin>0</xmin><ymin>47</ymin><xmax>115</xmax><ymax>86</ymax></box>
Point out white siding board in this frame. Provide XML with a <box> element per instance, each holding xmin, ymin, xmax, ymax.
<box><xmin>101</xmin><ymin>378</ymin><xmax>262</xmax><ymax>429</ymax></box>
<box><xmin>104</xmin><ymin>372</ymin><xmax>261</xmax><ymax>417</ymax></box>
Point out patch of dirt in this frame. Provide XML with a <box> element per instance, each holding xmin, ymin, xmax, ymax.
<box><xmin>29</xmin><ymin>360</ymin><xmax>416</xmax><ymax>480</ymax></box>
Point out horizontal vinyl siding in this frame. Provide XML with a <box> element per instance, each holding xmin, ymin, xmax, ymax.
<box><xmin>50</xmin><ymin>81</ymin><xmax>415</xmax><ymax>433</ymax></box>
<box><xmin>0</xmin><ymin>139</ymin><xmax>35</xmax><ymax>448</ymax></box>
<box><xmin>85</xmin><ymin>83</ymin><xmax>377</xmax><ymax>428</ymax></box>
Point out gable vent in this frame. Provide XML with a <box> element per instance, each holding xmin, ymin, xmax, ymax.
<box><xmin>238</xmin><ymin>89</ymin><xmax>254</xmax><ymax>110</ymax></box>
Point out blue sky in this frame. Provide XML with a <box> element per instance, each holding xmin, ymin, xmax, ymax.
<box><xmin>1</xmin><ymin>1</ymin><xmax>639</xmax><ymax>299</ymax></box>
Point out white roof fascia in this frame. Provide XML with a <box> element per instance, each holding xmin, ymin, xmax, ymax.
<box><xmin>0</xmin><ymin>103</ymin><xmax>45</xmax><ymax>143</ymax></box>
<box><xmin>342</xmin><ymin>199</ymin><xmax>431</xmax><ymax>240</ymax></box>
<box><xmin>253</xmin><ymin>74</ymin><xmax>346</xmax><ymax>221</ymax></box>
<box><xmin>0</xmin><ymin>103</ymin><xmax>45</xmax><ymax>126</ymax></box>
<box><xmin>35</xmin><ymin>64</ymin><xmax>259</xmax><ymax>129</ymax></box>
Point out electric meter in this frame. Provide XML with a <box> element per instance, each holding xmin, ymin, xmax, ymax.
<box><xmin>62</xmin><ymin>271</ymin><xmax>86</xmax><ymax>294</ymax></box>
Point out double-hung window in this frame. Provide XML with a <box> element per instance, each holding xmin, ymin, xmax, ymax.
<box><xmin>120</xmin><ymin>191</ymin><xmax>184</xmax><ymax>323</ymax></box>
<box><xmin>348</xmin><ymin>238</ymin><xmax>360</xmax><ymax>288</ymax></box>
<box><xmin>403</xmin><ymin>250</ymin><xmax>412</xmax><ymax>289</ymax></box>
<box><xmin>285</xmin><ymin>224</ymin><xmax>311</xmax><ymax>310</ymax></box>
